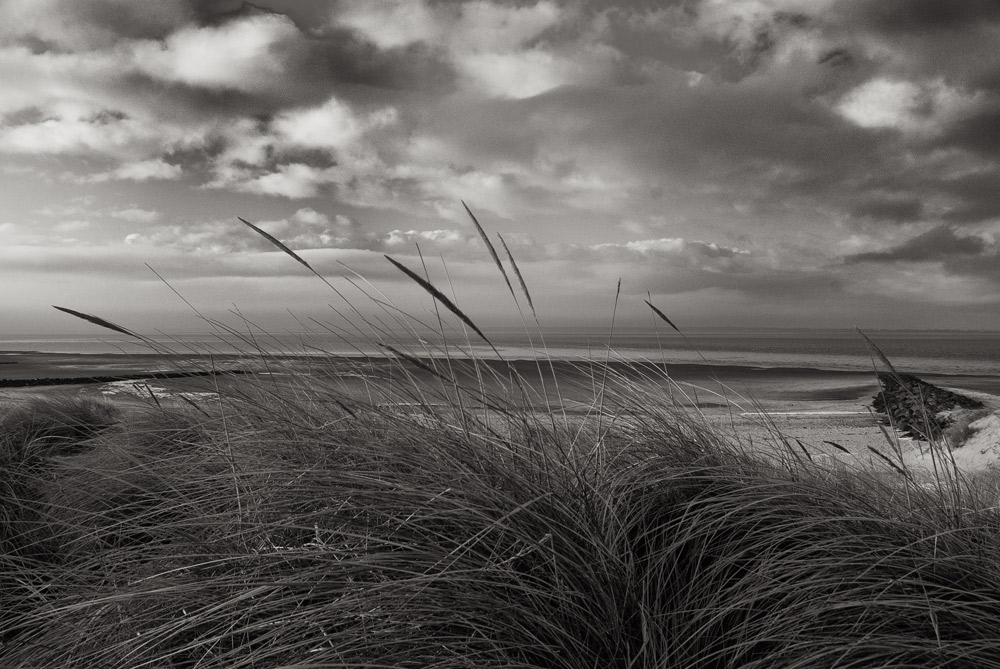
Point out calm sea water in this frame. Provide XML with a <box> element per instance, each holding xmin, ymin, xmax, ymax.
<box><xmin>2</xmin><ymin>329</ymin><xmax>999</xmax><ymax>377</ymax></box>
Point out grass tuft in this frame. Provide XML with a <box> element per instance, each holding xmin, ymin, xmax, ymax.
<box><xmin>3</xmin><ymin>378</ymin><xmax>1000</xmax><ymax>667</ymax></box>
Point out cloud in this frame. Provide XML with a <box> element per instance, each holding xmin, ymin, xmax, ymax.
<box><xmin>200</xmin><ymin>95</ymin><xmax>401</xmax><ymax>200</ymax></box>
<box><xmin>0</xmin><ymin>0</ymin><xmax>193</xmax><ymax>50</ymax></box>
<box><xmin>80</xmin><ymin>158</ymin><xmax>183</xmax><ymax>183</ymax></box>
<box><xmin>840</xmin><ymin>0</ymin><xmax>1000</xmax><ymax>35</ymax></box>
<box><xmin>231</xmin><ymin>163</ymin><xmax>331</xmax><ymax>199</ymax></box>
<box><xmin>843</xmin><ymin>263</ymin><xmax>1000</xmax><ymax>306</ymax></box>
<box><xmin>333</xmin><ymin>0</ymin><xmax>622</xmax><ymax>99</ymax></box>
<box><xmin>124</xmin><ymin>208</ymin><xmax>363</xmax><ymax>254</ymax></box>
<box><xmin>132</xmin><ymin>13</ymin><xmax>299</xmax><ymax>92</ymax></box>
<box><xmin>587</xmin><ymin>237</ymin><xmax>744</xmax><ymax>263</ymax></box>
<box><xmin>835</xmin><ymin>78</ymin><xmax>980</xmax><ymax>134</ymax></box>
<box><xmin>844</xmin><ymin>225</ymin><xmax>989</xmax><ymax>264</ymax></box>
<box><xmin>110</xmin><ymin>207</ymin><xmax>161</xmax><ymax>223</ymax></box>
<box><xmin>559</xmin><ymin>236</ymin><xmax>826</xmax><ymax>298</ymax></box>
<box><xmin>337</xmin><ymin>0</ymin><xmax>563</xmax><ymax>53</ymax></box>
<box><xmin>849</xmin><ymin>195</ymin><xmax>924</xmax><ymax>222</ymax></box>
<box><xmin>335</xmin><ymin>0</ymin><xmax>441</xmax><ymax>50</ymax></box>
<box><xmin>111</xmin><ymin>158</ymin><xmax>182</xmax><ymax>181</ymax></box>
<box><xmin>54</xmin><ymin>219</ymin><xmax>91</xmax><ymax>232</ymax></box>
<box><xmin>0</xmin><ymin>106</ymin><xmax>163</xmax><ymax>156</ymax></box>
<box><xmin>5</xmin><ymin>0</ymin><xmax>1000</xmax><ymax>329</ymax></box>
<box><xmin>384</xmin><ymin>228</ymin><xmax>471</xmax><ymax>248</ymax></box>
<box><xmin>272</xmin><ymin>97</ymin><xmax>398</xmax><ymax>150</ymax></box>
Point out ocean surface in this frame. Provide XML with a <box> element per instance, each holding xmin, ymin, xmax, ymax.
<box><xmin>2</xmin><ymin>329</ymin><xmax>999</xmax><ymax>377</ymax></box>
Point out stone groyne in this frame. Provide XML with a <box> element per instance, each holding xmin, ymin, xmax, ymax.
<box><xmin>871</xmin><ymin>372</ymin><xmax>983</xmax><ymax>440</ymax></box>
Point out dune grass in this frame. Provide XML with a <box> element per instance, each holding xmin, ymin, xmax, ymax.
<box><xmin>3</xmin><ymin>372</ymin><xmax>1000</xmax><ymax>668</ymax></box>
<box><xmin>4</xmin><ymin>209</ymin><xmax>1000</xmax><ymax>667</ymax></box>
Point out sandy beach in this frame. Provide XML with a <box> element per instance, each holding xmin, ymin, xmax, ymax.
<box><xmin>4</xmin><ymin>349</ymin><xmax>1000</xmax><ymax>472</ymax></box>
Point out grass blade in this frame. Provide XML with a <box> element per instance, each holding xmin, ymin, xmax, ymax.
<box><xmin>238</xmin><ymin>216</ymin><xmax>313</xmax><ymax>271</ymax></box>
<box><xmin>823</xmin><ymin>440</ymin><xmax>850</xmax><ymax>454</ymax></box>
<box><xmin>463</xmin><ymin>201</ymin><xmax>515</xmax><ymax>301</ymax></box>
<box><xmin>796</xmin><ymin>438</ymin><xmax>814</xmax><ymax>462</ymax></box>
<box><xmin>856</xmin><ymin>327</ymin><xmax>903</xmax><ymax>378</ymax></box>
<box><xmin>52</xmin><ymin>306</ymin><xmax>138</xmax><ymax>338</ymax></box>
<box><xmin>384</xmin><ymin>254</ymin><xmax>494</xmax><ymax>349</ymax></box>
<box><xmin>868</xmin><ymin>445</ymin><xmax>909</xmax><ymax>478</ymax></box>
<box><xmin>497</xmin><ymin>232</ymin><xmax>535</xmax><ymax>317</ymax></box>
<box><xmin>644</xmin><ymin>299</ymin><xmax>681</xmax><ymax>334</ymax></box>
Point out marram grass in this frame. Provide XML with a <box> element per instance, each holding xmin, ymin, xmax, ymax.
<box><xmin>4</xmin><ymin>208</ymin><xmax>1000</xmax><ymax>667</ymax></box>
<box><xmin>3</xmin><ymin>368</ymin><xmax>1000</xmax><ymax>668</ymax></box>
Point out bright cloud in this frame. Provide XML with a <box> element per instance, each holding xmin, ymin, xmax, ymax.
<box><xmin>113</xmin><ymin>158</ymin><xmax>182</xmax><ymax>181</ymax></box>
<box><xmin>0</xmin><ymin>108</ymin><xmax>151</xmax><ymax>155</ymax></box>
<box><xmin>335</xmin><ymin>0</ymin><xmax>441</xmax><ymax>49</ymax></box>
<box><xmin>81</xmin><ymin>158</ymin><xmax>183</xmax><ymax>183</ymax></box>
<box><xmin>273</xmin><ymin>98</ymin><xmax>399</xmax><ymax>150</ymax></box>
<box><xmin>235</xmin><ymin>163</ymin><xmax>331</xmax><ymax>199</ymax></box>
<box><xmin>134</xmin><ymin>14</ymin><xmax>297</xmax><ymax>92</ymax></box>
<box><xmin>837</xmin><ymin>78</ymin><xmax>980</xmax><ymax>134</ymax></box>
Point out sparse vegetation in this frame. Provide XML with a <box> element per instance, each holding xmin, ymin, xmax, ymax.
<box><xmin>941</xmin><ymin>407</ymin><xmax>995</xmax><ymax>449</ymax></box>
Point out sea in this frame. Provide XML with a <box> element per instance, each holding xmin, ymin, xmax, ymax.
<box><xmin>2</xmin><ymin>328</ymin><xmax>999</xmax><ymax>378</ymax></box>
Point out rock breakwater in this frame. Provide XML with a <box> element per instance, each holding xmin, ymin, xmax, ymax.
<box><xmin>871</xmin><ymin>372</ymin><xmax>983</xmax><ymax>440</ymax></box>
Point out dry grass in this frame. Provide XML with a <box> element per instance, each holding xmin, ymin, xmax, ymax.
<box><xmin>3</xmin><ymin>375</ymin><xmax>1000</xmax><ymax>668</ymax></box>
<box><xmin>942</xmin><ymin>408</ymin><xmax>995</xmax><ymax>448</ymax></box>
<box><xmin>4</xmin><ymin>205</ymin><xmax>1000</xmax><ymax>667</ymax></box>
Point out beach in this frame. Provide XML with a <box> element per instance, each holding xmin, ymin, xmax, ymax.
<box><xmin>5</xmin><ymin>348</ymin><xmax>1000</xmax><ymax>471</ymax></box>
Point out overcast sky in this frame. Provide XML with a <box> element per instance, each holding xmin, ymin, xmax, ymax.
<box><xmin>3</xmin><ymin>0</ymin><xmax>1000</xmax><ymax>334</ymax></box>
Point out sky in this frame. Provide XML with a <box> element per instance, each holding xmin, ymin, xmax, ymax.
<box><xmin>3</xmin><ymin>0</ymin><xmax>1000</xmax><ymax>335</ymax></box>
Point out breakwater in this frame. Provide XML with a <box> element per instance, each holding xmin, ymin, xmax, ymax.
<box><xmin>872</xmin><ymin>372</ymin><xmax>983</xmax><ymax>440</ymax></box>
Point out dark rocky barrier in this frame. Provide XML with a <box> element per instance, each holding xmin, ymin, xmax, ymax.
<box><xmin>872</xmin><ymin>372</ymin><xmax>983</xmax><ymax>440</ymax></box>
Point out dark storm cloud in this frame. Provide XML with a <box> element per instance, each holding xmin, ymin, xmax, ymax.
<box><xmin>939</xmin><ymin>107</ymin><xmax>1000</xmax><ymax>157</ymax></box>
<box><xmin>298</xmin><ymin>31</ymin><xmax>456</xmax><ymax>93</ymax></box>
<box><xmin>109</xmin><ymin>29</ymin><xmax>453</xmax><ymax>123</ymax></box>
<box><xmin>937</xmin><ymin>170</ymin><xmax>1000</xmax><ymax>223</ymax></box>
<box><xmin>845</xmin><ymin>226</ymin><xmax>987</xmax><ymax>264</ymax></box>
<box><xmin>509</xmin><ymin>68</ymin><xmax>879</xmax><ymax>216</ymax></box>
<box><xmin>574</xmin><ymin>0</ymin><xmax>1000</xmax><ymax>237</ymax></box>
<box><xmin>821</xmin><ymin>0</ymin><xmax>1000</xmax><ymax>171</ymax></box>
<box><xmin>9</xmin><ymin>0</ymin><xmax>194</xmax><ymax>49</ymax></box>
<box><xmin>849</xmin><ymin>197</ymin><xmax>923</xmax><ymax>223</ymax></box>
<box><xmin>839</xmin><ymin>0</ymin><xmax>1000</xmax><ymax>34</ymax></box>
<box><xmin>594</xmin><ymin>0</ymin><xmax>1000</xmax><ymax>233</ymax></box>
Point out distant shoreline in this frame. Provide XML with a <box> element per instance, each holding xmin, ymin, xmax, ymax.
<box><xmin>0</xmin><ymin>369</ymin><xmax>247</xmax><ymax>389</ymax></box>
<box><xmin>2</xmin><ymin>349</ymin><xmax>999</xmax><ymax>382</ymax></box>
<box><xmin>2</xmin><ymin>350</ymin><xmax>1000</xmax><ymax>403</ymax></box>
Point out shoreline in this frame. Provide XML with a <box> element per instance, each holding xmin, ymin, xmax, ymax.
<box><xmin>3</xmin><ymin>348</ymin><xmax>999</xmax><ymax>416</ymax></box>
<box><xmin>2</xmin><ymin>349</ymin><xmax>999</xmax><ymax>472</ymax></box>
<box><xmin>3</xmin><ymin>347</ymin><xmax>1000</xmax><ymax>376</ymax></box>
